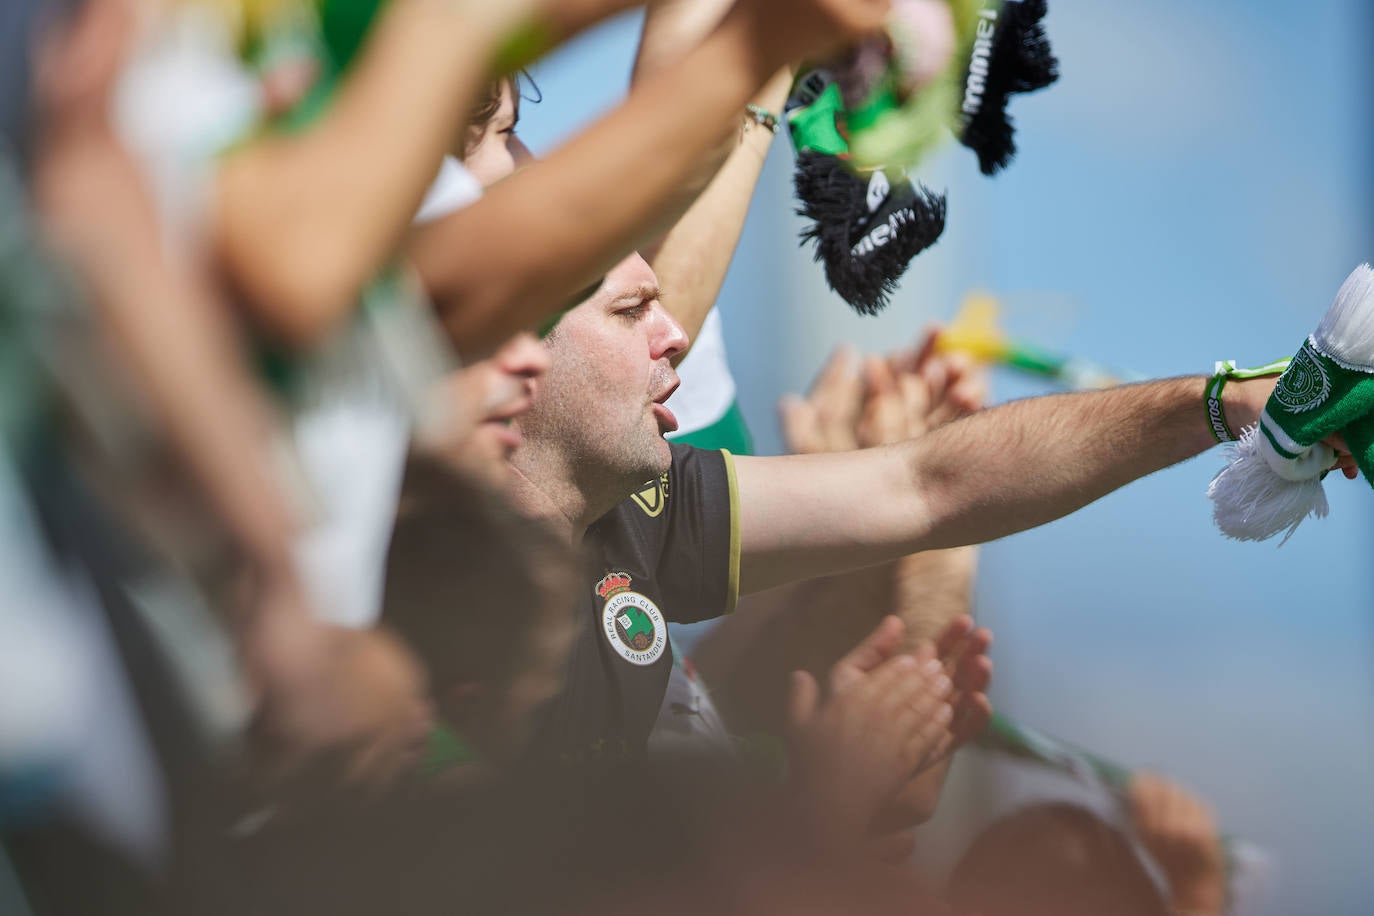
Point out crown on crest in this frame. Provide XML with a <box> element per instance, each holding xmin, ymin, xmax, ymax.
<box><xmin>595</xmin><ymin>571</ymin><xmax>633</xmax><ymax>600</ymax></box>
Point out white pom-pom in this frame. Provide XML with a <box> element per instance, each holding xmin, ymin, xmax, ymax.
<box><xmin>1208</xmin><ymin>425</ymin><xmax>1329</xmax><ymax>544</ymax></box>
<box><xmin>1313</xmin><ymin>263</ymin><xmax>1374</xmax><ymax>367</ymax></box>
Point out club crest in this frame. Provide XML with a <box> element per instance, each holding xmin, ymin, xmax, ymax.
<box><xmin>1274</xmin><ymin>344</ymin><xmax>1331</xmax><ymax>413</ymax></box>
<box><xmin>596</xmin><ymin>571</ymin><xmax>667</xmax><ymax>666</ymax></box>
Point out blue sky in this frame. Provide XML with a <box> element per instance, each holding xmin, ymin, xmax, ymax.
<box><xmin>521</xmin><ymin>4</ymin><xmax>1373</xmax><ymax>913</ymax></box>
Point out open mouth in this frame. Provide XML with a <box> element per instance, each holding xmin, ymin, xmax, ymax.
<box><xmin>651</xmin><ymin>379</ymin><xmax>680</xmax><ymax>433</ymax></box>
<box><xmin>651</xmin><ymin>403</ymin><xmax>678</xmax><ymax>433</ymax></box>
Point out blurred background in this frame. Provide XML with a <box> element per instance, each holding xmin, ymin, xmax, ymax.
<box><xmin>520</xmin><ymin>2</ymin><xmax>1374</xmax><ymax>914</ymax></box>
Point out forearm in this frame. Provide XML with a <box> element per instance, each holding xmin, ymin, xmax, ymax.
<box><xmin>216</xmin><ymin>0</ymin><xmax>517</xmax><ymax>344</ymax></box>
<box><xmin>738</xmin><ymin>376</ymin><xmax>1271</xmax><ymax>592</ymax></box>
<box><xmin>411</xmin><ymin>7</ymin><xmax>788</xmax><ymax>356</ymax></box>
<box><xmin>648</xmin><ymin>68</ymin><xmax>790</xmax><ymax>348</ymax></box>
<box><xmin>891</xmin><ymin>546</ymin><xmax>977</xmax><ymax>641</ymax></box>
<box><xmin>51</xmin><ymin>132</ymin><xmax>302</xmax><ymax>576</ymax></box>
<box><xmin>908</xmin><ymin>378</ymin><xmax>1221</xmax><ymax>550</ymax></box>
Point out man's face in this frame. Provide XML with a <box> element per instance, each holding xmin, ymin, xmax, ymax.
<box><xmin>516</xmin><ymin>254</ymin><xmax>687</xmax><ymax>491</ymax></box>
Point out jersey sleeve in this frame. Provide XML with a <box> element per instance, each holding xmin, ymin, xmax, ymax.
<box><xmin>655</xmin><ymin>444</ymin><xmax>741</xmax><ymax>623</ymax></box>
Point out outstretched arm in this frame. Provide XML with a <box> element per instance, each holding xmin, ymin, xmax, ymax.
<box><xmin>733</xmin><ymin>375</ymin><xmax>1277</xmax><ymax>594</ymax></box>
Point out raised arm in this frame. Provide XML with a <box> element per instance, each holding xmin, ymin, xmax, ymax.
<box><xmin>409</xmin><ymin>0</ymin><xmax>889</xmax><ymax>358</ymax></box>
<box><xmin>733</xmin><ymin>374</ymin><xmax>1278</xmax><ymax>594</ymax></box>
<box><xmin>34</xmin><ymin>0</ymin><xmax>300</xmax><ymax>579</ymax></box>
<box><xmin>214</xmin><ymin>0</ymin><xmax>545</xmax><ymax>345</ymax></box>
<box><xmin>631</xmin><ymin>0</ymin><xmax>792</xmax><ymax>347</ymax></box>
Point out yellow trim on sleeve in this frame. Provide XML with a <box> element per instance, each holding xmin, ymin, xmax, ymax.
<box><xmin>721</xmin><ymin>449</ymin><xmax>741</xmax><ymax>614</ymax></box>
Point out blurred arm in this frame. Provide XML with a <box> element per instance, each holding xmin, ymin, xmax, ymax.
<box><xmin>214</xmin><ymin>0</ymin><xmax>536</xmax><ymax>345</ymax></box>
<box><xmin>37</xmin><ymin>121</ymin><xmax>302</xmax><ymax>583</ymax></box>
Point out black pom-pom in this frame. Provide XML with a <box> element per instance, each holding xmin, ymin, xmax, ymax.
<box><xmin>794</xmin><ymin>151</ymin><xmax>946</xmax><ymax>316</ymax></box>
<box><xmin>959</xmin><ymin>0</ymin><xmax>1060</xmax><ymax>175</ymax></box>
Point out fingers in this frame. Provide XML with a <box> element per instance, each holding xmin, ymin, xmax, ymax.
<box><xmin>858</xmin><ymin>653</ymin><xmax>952</xmax><ymax>772</ymax></box>
<box><xmin>945</xmin><ymin>353</ymin><xmax>989</xmax><ymax>415</ymax></box>
<box><xmin>955</xmin><ymin>650</ymin><xmax>993</xmax><ymax>696</ymax></box>
<box><xmin>830</xmin><ymin>614</ymin><xmax>907</xmax><ymax>693</ymax></box>
<box><xmin>908</xmin><ymin>621</ymin><xmax>993</xmax><ymax>763</ymax></box>
<box><xmin>1323</xmin><ymin>445</ymin><xmax>1358</xmax><ymax>480</ymax></box>
<box><xmin>934</xmin><ymin>619</ymin><xmax>993</xmax><ymax>686</ymax></box>
<box><xmin>905</xmin><ymin>692</ymin><xmax>953</xmax><ymax>771</ymax></box>
<box><xmin>784</xmin><ymin>345</ymin><xmax>863</xmax><ymax>454</ymax></box>
<box><xmin>927</xmin><ymin>353</ymin><xmax>984</xmax><ymax>428</ymax></box>
<box><xmin>1130</xmin><ymin>772</ymin><xmax>1222</xmax><ymax>873</ymax></box>
<box><xmin>898</xmin><ymin>373</ymin><xmax>932</xmax><ymax>438</ymax></box>
<box><xmin>809</xmin><ymin>345</ymin><xmax>863</xmax><ymax>451</ymax></box>
<box><xmin>856</xmin><ymin>356</ymin><xmax>907</xmax><ymax>447</ymax></box>
<box><xmin>809</xmin><ymin>344</ymin><xmax>860</xmax><ymax>414</ymax></box>
<box><xmin>779</xmin><ymin>394</ymin><xmax>825</xmax><ymax>454</ymax></box>
<box><xmin>794</xmin><ymin>336</ymin><xmax>989</xmax><ymax>454</ymax></box>
<box><xmin>948</xmin><ymin>690</ymin><xmax>992</xmax><ymax>749</ymax></box>
<box><xmin>786</xmin><ymin>669</ymin><xmax>821</xmax><ymax>732</ymax></box>
<box><xmin>906</xmin><ymin>324</ymin><xmax>942</xmax><ymax>377</ymax></box>
<box><xmin>934</xmin><ymin>615</ymin><xmax>976</xmax><ymax>658</ymax></box>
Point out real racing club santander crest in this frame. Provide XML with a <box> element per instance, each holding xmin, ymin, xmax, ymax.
<box><xmin>596</xmin><ymin>571</ymin><xmax>667</xmax><ymax>666</ymax></box>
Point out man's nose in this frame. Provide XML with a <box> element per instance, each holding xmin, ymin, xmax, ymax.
<box><xmin>650</xmin><ymin>306</ymin><xmax>690</xmax><ymax>362</ymax></box>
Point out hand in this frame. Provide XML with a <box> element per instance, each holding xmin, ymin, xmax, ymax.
<box><xmin>1128</xmin><ymin>773</ymin><xmax>1228</xmax><ymax>916</ymax></box>
<box><xmin>888</xmin><ymin>326</ymin><xmax>989</xmax><ymax>436</ymax></box>
<box><xmin>32</xmin><ymin>0</ymin><xmax>136</xmax><ymax>135</ymax></box>
<box><xmin>1218</xmin><ymin>377</ymin><xmax>1359</xmax><ymax>479</ymax></box>
<box><xmin>734</xmin><ymin>0</ymin><xmax>892</xmax><ymax>64</ymax></box>
<box><xmin>781</xmin><ymin>330</ymin><xmax>989</xmax><ymax>456</ymax></box>
<box><xmin>1325</xmin><ymin>431</ymin><xmax>1359</xmax><ymax>479</ymax></box>
<box><xmin>854</xmin><ymin>356</ymin><xmax>909</xmax><ymax>448</ymax></box>
<box><xmin>243</xmin><ymin>580</ymin><xmax>433</xmax><ymax>791</ymax></box>
<box><xmin>922</xmin><ymin>614</ymin><xmax>993</xmax><ymax>761</ymax></box>
<box><xmin>535</xmin><ymin>0</ymin><xmax>651</xmax><ymax>42</ymax></box>
<box><xmin>780</xmin><ymin>345</ymin><xmax>863</xmax><ymax>454</ymax></box>
<box><xmin>816</xmin><ymin>606</ymin><xmax>990</xmax><ymax>755</ymax></box>
<box><xmin>786</xmin><ymin>616</ymin><xmax>953</xmax><ymax>844</ymax></box>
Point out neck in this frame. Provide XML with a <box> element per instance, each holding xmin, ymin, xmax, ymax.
<box><xmin>506</xmin><ymin>442</ymin><xmax>631</xmax><ymax>540</ymax></box>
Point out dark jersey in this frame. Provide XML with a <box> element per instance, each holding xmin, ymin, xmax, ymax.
<box><xmin>525</xmin><ymin>444</ymin><xmax>739</xmax><ymax>763</ymax></box>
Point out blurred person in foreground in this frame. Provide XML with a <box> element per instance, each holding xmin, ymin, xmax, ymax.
<box><xmin>947</xmin><ymin>772</ymin><xmax>1230</xmax><ymax>916</ymax></box>
<box><xmin>183</xmin><ymin>611</ymin><xmax>955</xmax><ymax>916</ymax></box>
